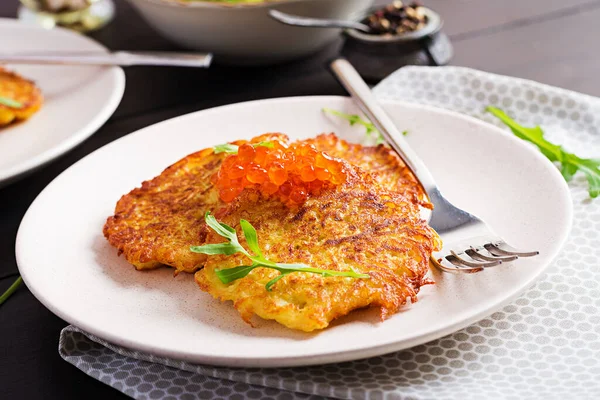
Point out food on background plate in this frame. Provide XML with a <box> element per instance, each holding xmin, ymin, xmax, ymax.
<box><xmin>37</xmin><ymin>0</ymin><xmax>90</xmax><ymax>12</ymax></box>
<box><xmin>103</xmin><ymin>133</ymin><xmax>441</xmax><ymax>331</ymax></box>
<box><xmin>171</xmin><ymin>0</ymin><xmax>272</xmax><ymax>3</ymax></box>
<box><xmin>0</xmin><ymin>67</ymin><xmax>43</xmax><ymax>127</ymax></box>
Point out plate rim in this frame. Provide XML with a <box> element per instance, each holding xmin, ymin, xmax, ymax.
<box><xmin>16</xmin><ymin>95</ymin><xmax>573</xmax><ymax>367</ymax></box>
<box><xmin>0</xmin><ymin>18</ymin><xmax>126</xmax><ymax>185</ymax></box>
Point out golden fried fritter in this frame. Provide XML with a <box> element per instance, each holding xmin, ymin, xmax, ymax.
<box><xmin>307</xmin><ymin>133</ymin><xmax>428</xmax><ymax>208</ymax></box>
<box><xmin>103</xmin><ymin>147</ymin><xmax>219</xmax><ymax>271</ymax></box>
<box><xmin>103</xmin><ymin>133</ymin><xmax>286</xmax><ymax>272</ymax></box>
<box><xmin>103</xmin><ymin>133</ymin><xmax>428</xmax><ymax>273</ymax></box>
<box><xmin>104</xmin><ymin>132</ymin><xmax>441</xmax><ymax>331</ymax></box>
<box><xmin>195</xmin><ymin>163</ymin><xmax>441</xmax><ymax>331</ymax></box>
<box><xmin>0</xmin><ymin>67</ymin><xmax>43</xmax><ymax>127</ymax></box>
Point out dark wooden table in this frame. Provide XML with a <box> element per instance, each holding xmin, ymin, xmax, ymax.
<box><xmin>2</xmin><ymin>0</ymin><xmax>599</xmax><ymax>398</ymax></box>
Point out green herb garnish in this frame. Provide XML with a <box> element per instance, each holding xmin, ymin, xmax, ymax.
<box><xmin>487</xmin><ymin>106</ymin><xmax>600</xmax><ymax>199</ymax></box>
<box><xmin>213</xmin><ymin>141</ymin><xmax>274</xmax><ymax>154</ymax></box>
<box><xmin>0</xmin><ymin>276</ymin><xmax>23</xmax><ymax>306</ymax></box>
<box><xmin>190</xmin><ymin>212</ymin><xmax>369</xmax><ymax>291</ymax></box>
<box><xmin>0</xmin><ymin>96</ymin><xmax>23</xmax><ymax>108</ymax></box>
<box><xmin>323</xmin><ymin>108</ymin><xmax>385</xmax><ymax>145</ymax></box>
<box><xmin>213</xmin><ymin>143</ymin><xmax>239</xmax><ymax>154</ymax></box>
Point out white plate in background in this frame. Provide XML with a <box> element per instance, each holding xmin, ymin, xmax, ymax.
<box><xmin>0</xmin><ymin>18</ymin><xmax>125</xmax><ymax>186</ymax></box>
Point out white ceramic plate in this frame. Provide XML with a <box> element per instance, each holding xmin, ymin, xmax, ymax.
<box><xmin>16</xmin><ymin>96</ymin><xmax>571</xmax><ymax>368</ymax></box>
<box><xmin>0</xmin><ymin>19</ymin><xmax>125</xmax><ymax>186</ymax></box>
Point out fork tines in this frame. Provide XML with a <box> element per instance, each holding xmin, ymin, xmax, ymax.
<box><xmin>327</xmin><ymin>58</ymin><xmax>540</xmax><ymax>277</ymax></box>
<box><xmin>432</xmin><ymin>241</ymin><xmax>539</xmax><ymax>274</ymax></box>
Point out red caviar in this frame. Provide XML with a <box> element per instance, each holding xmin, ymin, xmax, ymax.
<box><xmin>214</xmin><ymin>139</ymin><xmax>347</xmax><ymax>206</ymax></box>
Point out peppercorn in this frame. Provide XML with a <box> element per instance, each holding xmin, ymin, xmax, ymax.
<box><xmin>362</xmin><ymin>1</ymin><xmax>429</xmax><ymax>36</ymax></box>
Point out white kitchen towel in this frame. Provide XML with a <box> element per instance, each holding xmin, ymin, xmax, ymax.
<box><xmin>59</xmin><ymin>66</ymin><xmax>600</xmax><ymax>400</ymax></box>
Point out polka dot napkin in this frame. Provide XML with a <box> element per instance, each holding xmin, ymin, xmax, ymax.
<box><xmin>59</xmin><ymin>67</ymin><xmax>600</xmax><ymax>400</ymax></box>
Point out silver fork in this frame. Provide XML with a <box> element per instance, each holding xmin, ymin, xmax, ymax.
<box><xmin>330</xmin><ymin>59</ymin><xmax>539</xmax><ymax>273</ymax></box>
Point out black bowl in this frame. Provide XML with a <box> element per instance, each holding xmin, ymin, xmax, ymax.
<box><xmin>341</xmin><ymin>6</ymin><xmax>453</xmax><ymax>82</ymax></box>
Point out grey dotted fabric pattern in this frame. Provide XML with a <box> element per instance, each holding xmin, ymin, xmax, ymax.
<box><xmin>59</xmin><ymin>328</ymin><xmax>321</xmax><ymax>400</ymax></box>
<box><xmin>59</xmin><ymin>67</ymin><xmax>600</xmax><ymax>400</ymax></box>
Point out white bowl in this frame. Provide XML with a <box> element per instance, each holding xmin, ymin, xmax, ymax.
<box><xmin>126</xmin><ymin>0</ymin><xmax>374</xmax><ymax>64</ymax></box>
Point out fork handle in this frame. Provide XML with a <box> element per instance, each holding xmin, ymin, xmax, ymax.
<box><xmin>330</xmin><ymin>58</ymin><xmax>437</xmax><ymax>195</ymax></box>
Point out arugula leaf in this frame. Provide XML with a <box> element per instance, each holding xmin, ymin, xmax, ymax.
<box><xmin>213</xmin><ymin>143</ymin><xmax>239</xmax><ymax>154</ymax></box>
<box><xmin>191</xmin><ymin>213</ymin><xmax>369</xmax><ymax>291</ymax></box>
<box><xmin>487</xmin><ymin>106</ymin><xmax>600</xmax><ymax>199</ymax></box>
<box><xmin>240</xmin><ymin>219</ymin><xmax>263</xmax><ymax>259</ymax></box>
<box><xmin>205</xmin><ymin>212</ymin><xmax>238</xmax><ymax>241</ymax></box>
<box><xmin>194</xmin><ymin>212</ymin><xmax>249</xmax><ymax>256</ymax></box>
<box><xmin>323</xmin><ymin>108</ymin><xmax>377</xmax><ymax>133</ymax></box>
<box><xmin>255</xmin><ymin>141</ymin><xmax>274</xmax><ymax>149</ymax></box>
<box><xmin>323</xmin><ymin>108</ymin><xmax>386</xmax><ymax>145</ymax></box>
<box><xmin>265</xmin><ymin>274</ymin><xmax>286</xmax><ymax>291</ymax></box>
<box><xmin>575</xmin><ymin>157</ymin><xmax>600</xmax><ymax>198</ymax></box>
<box><xmin>0</xmin><ymin>276</ymin><xmax>23</xmax><ymax>306</ymax></box>
<box><xmin>190</xmin><ymin>243</ymin><xmax>241</xmax><ymax>256</ymax></box>
<box><xmin>560</xmin><ymin>162</ymin><xmax>579</xmax><ymax>182</ymax></box>
<box><xmin>487</xmin><ymin>107</ymin><xmax>563</xmax><ymax>161</ymax></box>
<box><xmin>214</xmin><ymin>265</ymin><xmax>257</xmax><ymax>284</ymax></box>
<box><xmin>0</xmin><ymin>96</ymin><xmax>23</xmax><ymax>108</ymax></box>
<box><xmin>213</xmin><ymin>141</ymin><xmax>274</xmax><ymax>155</ymax></box>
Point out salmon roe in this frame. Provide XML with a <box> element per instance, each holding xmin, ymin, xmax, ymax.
<box><xmin>213</xmin><ymin>138</ymin><xmax>347</xmax><ymax>205</ymax></box>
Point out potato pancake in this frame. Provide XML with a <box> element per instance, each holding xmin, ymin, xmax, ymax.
<box><xmin>0</xmin><ymin>67</ymin><xmax>43</xmax><ymax>127</ymax></box>
<box><xmin>103</xmin><ymin>133</ymin><xmax>428</xmax><ymax>273</ymax></box>
<box><xmin>195</xmin><ymin>163</ymin><xmax>441</xmax><ymax>331</ymax></box>
<box><xmin>103</xmin><ymin>133</ymin><xmax>286</xmax><ymax>272</ymax></box>
<box><xmin>308</xmin><ymin>133</ymin><xmax>429</xmax><ymax>209</ymax></box>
